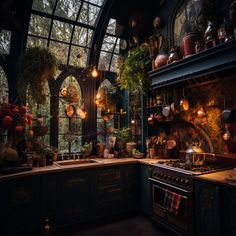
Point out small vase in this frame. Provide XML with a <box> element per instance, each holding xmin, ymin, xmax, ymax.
<box><xmin>154</xmin><ymin>53</ymin><xmax>169</xmax><ymax>69</ymax></box>
<box><xmin>183</xmin><ymin>33</ymin><xmax>197</xmax><ymax>57</ymax></box>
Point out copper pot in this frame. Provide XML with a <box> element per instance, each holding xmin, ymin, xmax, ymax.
<box><xmin>154</xmin><ymin>53</ymin><xmax>168</xmax><ymax>69</ymax></box>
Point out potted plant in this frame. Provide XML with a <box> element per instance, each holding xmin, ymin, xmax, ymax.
<box><xmin>17</xmin><ymin>46</ymin><xmax>58</xmax><ymax>105</ymax></box>
<box><xmin>118</xmin><ymin>45</ymin><xmax>151</xmax><ymax>95</ymax></box>
<box><xmin>81</xmin><ymin>142</ymin><xmax>93</xmax><ymax>158</ymax></box>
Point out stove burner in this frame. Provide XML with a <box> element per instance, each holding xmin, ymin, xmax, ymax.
<box><xmin>155</xmin><ymin>160</ymin><xmax>227</xmax><ymax>175</ymax></box>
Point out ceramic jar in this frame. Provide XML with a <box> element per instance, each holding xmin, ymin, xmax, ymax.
<box><xmin>183</xmin><ymin>33</ymin><xmax>197</xmax><ymax>57</ymax></box>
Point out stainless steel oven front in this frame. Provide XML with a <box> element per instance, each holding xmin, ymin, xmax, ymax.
<box><xmin>149</xmin><ymin>168</ymin><xmax>194</xmax><ymax>236</ymax></box>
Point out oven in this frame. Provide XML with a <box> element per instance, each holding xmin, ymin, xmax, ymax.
<box><xmin>149</xmin><ymin>166</ymin><xmax>194</xmax><ymax>236</ymax></box>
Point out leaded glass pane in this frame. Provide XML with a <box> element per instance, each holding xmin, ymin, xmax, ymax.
<box><xmin>51</xmin><ymin>20</ymin><xmax>72</xmax><ymax>43</ymax></box>
<box><xmin>49</xmin><ymin>41</ymin><xmax>69</xmax><ymax>64</ymax></box>
<box><xmin>0</xmin><ymin>30</ymin><xmax>11</xmax><ymax>55</ymax></box>
<box><xmin>0</xmin><ymin>66</ymin><xmax>8</xmax><ymax>101</ymax></box>
<box><xmin>27</xmin><ymin>36</ymin><xmax>48</xmax><ymax>48</ymax></box>
<box><xmin>58</xmin><ymin>135</ymin><xmax>68</xmax><ymax>152</ymax></box>
<box><xmin>106</xmin><ymin>18</ymin><xmax>116</xmax><ymax>35</ymax></box>
<box><xmin>55</xmin><ymin>0</ymin><xmax>82</xmax><ymax>21</ymax></box>
<box><xmin>29</xmin><ymin>14</ymin><xmax>51</xmax><ymax>38</ymax></box>
<box><xmin>98</xmin><ymin>51</ymin><xmax>112</xmax><ymax>70</ymax></box>
<box><xmin>69</xmin><ymin>46</ymin><xmax>88</xmax><ymax>67</ymax></box>
<box><xmin>101</xmin><ymin>35</ymin><xmax>116</xmax><ymax>52</ymax></box>
<box><xmin>86</xmin><ymin>0</ymin><xmax>104</xmax><ymax>7</ymax></box>
<box><xmin>70</xmin><ymin>136</ymin><xmax>82</xmax><ymax>153</ymax></box>
<box><xmin>32</xmin><ymin>0</ymin><xmax>56</xmax><ymax>14</ymax></box>
<box><xmin>78</xmin><ymin>3</ymin><xmax>100</xmax><ymax>26</ymax></box>
<box><xmin>114</xmin><ymin>38</ymin><xmax>120</xmax><ymax>54</ymax></box>
<box><xmin>72</xmin><ymin>26</ymin><xmax>93</xmax><ymax>47</ymax></box>
<box><xmin>58</xmin><ymin>118</ymin><xmax>69</xmax><ymax>133</ymax></box>
<box><xmin>110</xmin><ymin>54</ymin><xmax>119</xmax><ymax>72</ymax></box>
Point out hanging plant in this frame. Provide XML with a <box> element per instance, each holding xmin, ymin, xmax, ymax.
<box><xmin>118</xmin><ymin>45</ymin><xmax>151</xmax><ymax>95</ymax></box>
<box><xmin>17</xmin><ymin>47</ymin><xmax>58</xmax><ymax>105</ymax></box>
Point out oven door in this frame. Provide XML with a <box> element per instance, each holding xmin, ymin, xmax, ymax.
<box><xmin>150</xmin><ymin>178</ymin><xmax>193</xmax><ymax>236</ymax></box>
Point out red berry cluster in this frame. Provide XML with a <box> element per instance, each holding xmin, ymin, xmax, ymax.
<box><xmin>0</xmin><ymin>102</ymin><xmax>33</xmax><ymax>135</ymax></box>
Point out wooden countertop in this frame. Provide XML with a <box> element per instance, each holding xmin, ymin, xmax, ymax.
<box><xmin>0</xmin><ymin>157</ymin><xmax>166</xmax><ymax>181</ymax></box>
<box><xmin>195</xmin><ymin>168</ymin><xmax>236</xmax><ymax>189</ymax></box>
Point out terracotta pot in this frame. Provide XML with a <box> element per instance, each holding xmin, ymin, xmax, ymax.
<box><xmin>97</xmin><ymin>143</ymin><xmax>105</xmax><ymax>158</ymax></box>
<box><xmin>183</xmin><ymin>33</ymin><xmax>197</xmax><ymax>57</ymax></box>
<box><xmin>154</xmin><ymin>53</ymin><xmax>168</xmax><ymax>69</ymax></box>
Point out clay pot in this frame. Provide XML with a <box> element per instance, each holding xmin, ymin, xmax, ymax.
<box><xmin>183</xmin><ymin>33</ymin><xmax>197</xmax><ymax>57</ymax></box>
<box><xmin>154</xmin><ymin>53</ymin><xmax>169</xmax><ymax>69</ymax></box>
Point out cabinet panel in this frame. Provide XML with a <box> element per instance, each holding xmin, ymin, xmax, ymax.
<box><xmin>0</xmin><ymin>176</ymin><xmax>41</xmax><ymax>236</ymax></box>
<box><xmin>194</xmin><ymin>181</ymin><xmax>221</xmax><ymax>236</ymax></box>
<box><xmin>42</xmin><ymin>170</ymin><xmax>92</xmax><ymax>227</ymax></box>
<box><xmin>139</xmin><ymin>164</ymin><xmax>151</xmax><ymax>215</ymax></box>
<box><xmin>224</xmin><ymin>188</ymin><xmax>236</xmax><ymax>236</ymax></box>
<box><xmin>95</xmin><ymin>167</ymin><xmax>123</xmax><ymax>215</ymax></box>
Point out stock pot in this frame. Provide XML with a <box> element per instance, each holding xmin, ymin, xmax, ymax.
<box><xmin>185</xmin><ymin>142</ymin><xmax>206</xmax><ymax>166</ymax></box>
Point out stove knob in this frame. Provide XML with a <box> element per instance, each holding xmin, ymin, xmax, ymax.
<box><xmin>175</xmin><ymin>178</ymin><xmax>179</xmax><ymax>182</ymax></box>
<box><xmin>185</xmin><ymin>180</ymin><xmax>190</xmax><ymax>185</ymax></box>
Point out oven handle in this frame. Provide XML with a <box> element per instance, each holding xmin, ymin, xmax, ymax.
<box><xmin>149</xmin><ymin>177</ymin><xmax>192</xmax><ymax>195</ymax></box>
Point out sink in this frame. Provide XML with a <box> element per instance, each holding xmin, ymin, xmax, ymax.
<box><xmin>55</xmin><ymin>159</ymin><xmax>97</xmax><ymax>166</ymax></box>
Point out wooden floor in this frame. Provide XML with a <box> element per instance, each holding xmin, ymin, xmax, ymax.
<box><xmin>59</xmin><ymin>215</ymin><xmax>170</xmax><ymax>236</ymax></box>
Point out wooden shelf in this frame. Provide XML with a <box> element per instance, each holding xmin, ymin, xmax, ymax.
<box><xmin>149</xmin><ymin>39</ymin><xmax>236</xmax><ymax>89</ymax></box>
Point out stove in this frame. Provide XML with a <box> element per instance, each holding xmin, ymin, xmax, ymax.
<box><xmin>153</xmin><ymin>159</ymin><xmax>227</xmax><ymax>175</ymax></box>
<box><xmin>150</xmin><ymin>159</ymin><xmax>228</xmax><ymax>191</ymax></box>
<box><xmin>149</xmin><ymin>160</ymin><xmax>228</xmax><ymax>236</ymax></box>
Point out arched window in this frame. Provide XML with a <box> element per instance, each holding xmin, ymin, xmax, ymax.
<box><xmin>173</xmin><ymin>0</ymin><xmax>203</xmax><ymax>46</ymax></box>
<box><xmin>27</xmin><ymin>0</ymin><xmax>105</xmax><ymax>67</ymax></box>
<box><xmin>96</xmin><ymin>79</ymin><xmax>116</xmax><ymax>144</ymax></box>
<box><xmin>58</xmin><ymin>75</ymin><xmax>83</xmax><ymax>154</ymax></box>
<box><xmin>0</xmin><ymin>66</ymin><xmax>9</xmax><ymax>143</ymax></box>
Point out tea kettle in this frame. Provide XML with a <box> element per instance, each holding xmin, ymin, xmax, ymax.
<box><xmin>185</xmin><ymin>142</ymin><xmax>205</xmax><ymax>165</ymax></box>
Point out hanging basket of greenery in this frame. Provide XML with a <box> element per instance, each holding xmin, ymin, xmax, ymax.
<box><xmin>17</xmin><ymin>47</ymin><xmax>58</xmax><ymax>105</ymax></box>
<box><xmin>118</xmin><ymin>45</ymin><xmax>151</xmax><ymax>95</ymax></box>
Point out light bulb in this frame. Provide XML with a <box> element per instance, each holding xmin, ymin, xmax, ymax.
<box><xmin>91</xmin><ymin>67</ymin><xmax>98</xmax><ymax>78</ymax></box>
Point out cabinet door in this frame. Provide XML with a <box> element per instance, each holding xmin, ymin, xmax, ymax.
<box><xmin>0</xmin><ymin>176</ymin><xmax>41</xmax><ymax>236</ymax></box>
<box><xmin>95</xmin><ymin>167</ymin><xmax>123</xmax><ymax>216</ymax></box>
<box><xmin>123</xmin><ymin>164</ymin><xmax>138</xmax><ymax>210</ymax></box>
<box><xmin>224</xmin><ymin>188</ymin><xmax>236</xmax><ymax>236</ymax></box>
<box><xmin>42</xmin><ymin>170</ymin><xmax>92</xmax><ymax>227</ymax></box>
<box><xmin>194</xmin><ymin>181</ymin><xmax>221</xmax><ymax>236</ymax></box>
<box><xmin>139</xmin><ymin>164</ymin><xmax>151</xmax><ymax>215</ymax></box>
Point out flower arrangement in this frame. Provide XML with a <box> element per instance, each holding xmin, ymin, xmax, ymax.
<box><xmin>0</xmin><ymin>98</ymin><xmax>33</xmax><ymax>138</ymax></box>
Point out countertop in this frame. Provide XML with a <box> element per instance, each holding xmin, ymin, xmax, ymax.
<box><xmin>195</xmin><ymin>168</ymin><xmax>236</xmax><ymax>188</ymax></box>
<box><xmin>0</xmin><ymin>157</ymin><xmax>167</xmax><ymax>181</ymax></box>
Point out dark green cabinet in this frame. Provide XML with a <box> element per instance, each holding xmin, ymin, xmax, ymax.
<box><xmin>0</xmin><ymin>163</ymin><xmax>139</xmax><ymax>234</ymax></box>
<box><xmin>194</xmin><ymin>181</ymin><xmax>221</xmax><ymax>236</ymax></box>
<box><xmin>94</xmin><ymin>164</ymin><xmax>138</xmax><ymax>216</ymax></box>
<box><xmin>139</xmin><ymin>164</ymin><xmax>151</xmax><ymax>216</ymax></box>
<box><xmin>42</xmin><ymin>170</ymin><xmax>92</xmax><ymax>228</ymax></box>
<box><xmin>223</xmin><ymin>188</ymin><xmax>236</xmax><ymax>236</ymax></box>
<box><xmin>0</xmin><ymin>176</ymin><xmax>41</xmax><ymax>236</ymax></box>
<box><xmin>95</xmin><ymin>167</ymin><xmax>123</xmax><ymax>216</ymax></box>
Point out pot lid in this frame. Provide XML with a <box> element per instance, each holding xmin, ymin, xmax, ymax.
<box><xmin>186</xmin><ymin>142</ymin><xmax>204</xmax><ymax>154</ymax></box>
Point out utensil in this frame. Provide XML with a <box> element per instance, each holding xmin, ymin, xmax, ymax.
<box><xmin>170</xmin><ymin>87</ymin><xmax>180</xmax><ymax>114</ymax></box>
<box><xmin>162</xmin><ymin>89</ymin><xmax>171</xmax><ymax>117</ymax></box>
<box><xmin>180</xmin><ymin>86</ymin><xmax>189</xmax><ymax>111</ymax></box>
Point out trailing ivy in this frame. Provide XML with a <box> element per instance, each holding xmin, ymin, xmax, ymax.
<box><xmin>118</xmin><ymin>46</ymin><xmax>151</xmax><ymax>94</ymax></box>
<box><xmin>17</xmin><ymin>47</ymin><xmax>58</xmax><ymax>105</ymax></box>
